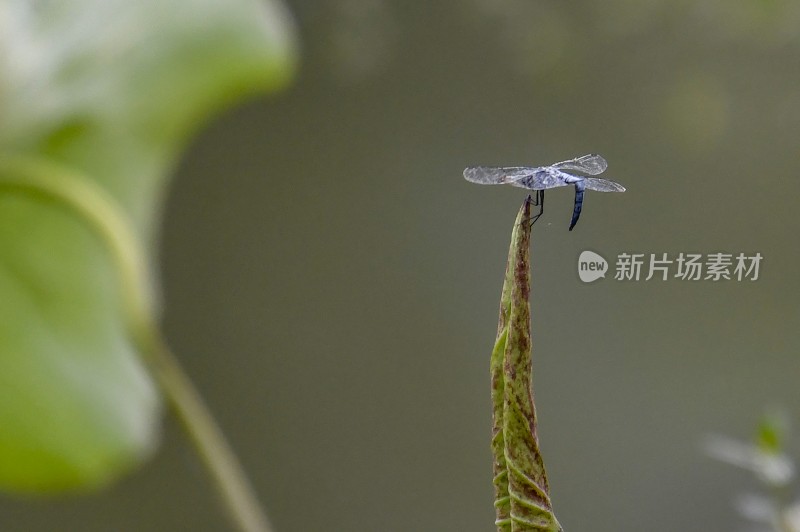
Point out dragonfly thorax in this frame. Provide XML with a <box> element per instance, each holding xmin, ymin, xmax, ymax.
<box><xmin>550</xmin><ymin>168</ymin><xmax>583</xmax><ymax>184</ymax></box>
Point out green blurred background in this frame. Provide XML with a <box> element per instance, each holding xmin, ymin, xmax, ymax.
<box><xmin>4</xmin><ymin>0</ymin><xmax>800</xmax><ymax>530</ymax></box>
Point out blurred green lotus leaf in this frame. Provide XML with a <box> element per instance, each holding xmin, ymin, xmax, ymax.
<box><xmin>0</xmin><ymin>0</ymin><xmax>297</xmax><ymax>492</ymax></box>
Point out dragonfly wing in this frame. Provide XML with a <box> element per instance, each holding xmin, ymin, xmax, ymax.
<box><xmin>509</xmin><ymin>169</ymin><xmax>571</xmax><ymax>190</ymax></box>
<box><xmin>552</xmin><ymin>154</ymin><xmax>608</xmax><ymax>175</ymax></box>
<box><xmin>583</xmin><ymin>177</ymin><xmax>626</xmax><ymax>192</ymax></box>
<box><xmin>463</xmin><ymin>166</ymin><xmax>538</xmax><ymax>185</ymax></box>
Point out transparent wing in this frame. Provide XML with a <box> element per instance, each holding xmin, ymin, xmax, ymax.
<box><xmin>551</xmin><ymin>154</ymin><xmax>608</xmax><ymax>175</ymax></box>
<box><xmin>583</xmin><ymin>177</ymin><xmax>626</xmax><ymax>192</ymax></box>
<box><xmin>463</xmin><ymin>166</ymin><xmax>539</xmax><ymax>185</ymax></box>
<box><xmin>509</xmin><ymin>170</ymin><xmax>571</xmax><ymax>190</ymax></box>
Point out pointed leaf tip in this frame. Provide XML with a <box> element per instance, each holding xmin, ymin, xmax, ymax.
<box><xmin>490</xmin><ymin>196</ymin><xmax>562</xmax><ymax>531</ymax></box>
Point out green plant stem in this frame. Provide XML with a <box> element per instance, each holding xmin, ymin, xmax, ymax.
<box><xmin>0</xmin><ymin>155</ymin><xmax>274</xmax><ymax>532</ymax></box>
<box><xmin>144</xmin><ymin>335</ymin><xmax>274</xmax><ymax>532</ymax></box>
<box><xmin>771</xmin><ymin>484</ymin><xmax>795</xmax><ymax>532</ymax></box>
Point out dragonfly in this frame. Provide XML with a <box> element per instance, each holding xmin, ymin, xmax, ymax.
<box><xmin>463</xmin><ymin>154</ymin><xmax>625</xmax><ymax>230</ymax></box>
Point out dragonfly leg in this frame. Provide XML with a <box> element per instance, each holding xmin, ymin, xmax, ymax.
<box><xmin>527</xmin><ymin>190</ymin><xmax>545</xmax><ymax>228</ymax></box>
